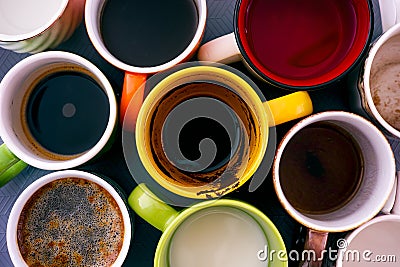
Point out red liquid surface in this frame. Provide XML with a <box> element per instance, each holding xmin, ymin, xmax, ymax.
<box><xmin>240</xmin><ymin>0</ymin><xmax>369</xmax><ymax>87</ymax></box>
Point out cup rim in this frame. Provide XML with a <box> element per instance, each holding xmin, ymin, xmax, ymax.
<box><xmin>272</xmin><ymin>111</ymin><xmax>396</xmax><ymax>232</ymax></box>
<box><xmin>336</xmin><ymin>214</ymin><xmax>400</xmax><ymax>266</ymax></box>
<box><xmin>6</xmin><ymin>170</ymin><xmax>132</xmax><ymax>267</ymax></box>
<box><xmin>0</xmin><ymin>51</ymin><xmax>117</xmax><ymax>170</ymax></box>
<box><xmin>344</xmin><ymin>214</ymin><xmax>400</xmax><ymax>244</ymax></box>
<box><xmin>154</xmin><ymin>198</ymin><xmax>288</xmax><ymax>266</ymax></box>
<box><xmin>0</xmin><ymin>0</ymin><xmax>69</xmax><ymax>42</ymax></box>
<box><xmin>363</xmin><ymin>22</ymin><xmax>400</xmax><ymax>138</ymax></box>
<box><xmin>233</xmin><ymin>0</ymin><xmax>373</xmax><ymax>90</ymax></box>
<box><xmin>135</xmin><ymin>65</ymin><xmax>269</xmax><ymax>199</ymax></box>
<box><xmin>84</xmin><ymin>0</ymin><xmax>207</xmax><ymax>74</ymax></box>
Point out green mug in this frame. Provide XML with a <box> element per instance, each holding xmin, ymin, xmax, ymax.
<box><xmin>129</xmin><ymin>184</ymin><xmax>288</xmax><ymax>267</ymax></box>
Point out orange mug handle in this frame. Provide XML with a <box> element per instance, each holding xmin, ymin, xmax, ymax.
<box><xmin>120</xmin><ymin>72</ymin><xmax>147</xmax><ymax>130</ymax></box>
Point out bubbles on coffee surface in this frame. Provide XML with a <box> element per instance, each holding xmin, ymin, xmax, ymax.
<box><xmin>17</xmin><ymin>178</ymin><xmax>124</xmax><ymax>267</ymax></box>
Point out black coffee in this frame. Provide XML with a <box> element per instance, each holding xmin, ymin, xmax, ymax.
<box><xmin>100</xmin><ymin>0</ymin><xmax>198</xmax><ymax>67</ymax></box>
<box><xmin>148</xmin><ymin>82</ymin><xmax>259</xmax><ymax>187</ymax></box>
<box><xmin>279</xmin><ymin>122</ymin><xmax>364</xmax><ymax>214</ymax></box>
<box><xmin>178</xmin><ymin>116</ymin><xmax>232</xmax><ymax>173</ymax></box>
<box><xmin>17</xmin><ymin>178</ymin><xmax>124</xmax><ymax>267</ymax></box>
<box><xmin>24</xmin><ymin>70</ymin><xmax>110</xmax><ymax>156</ymax></box>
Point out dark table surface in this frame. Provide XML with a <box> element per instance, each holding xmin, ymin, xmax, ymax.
<box><xmin>1</xmin><ymin>0</ymin><xmax>400</xmax><ymax>266</ymax></box>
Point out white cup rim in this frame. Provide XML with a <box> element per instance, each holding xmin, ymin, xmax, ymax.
<box><xmin>336</xmin><ymin>214</ymin><xmax>400</xmax><ymax>266</ymax></box>
<box><xmin>345</xmin><ymin>214</ymin><xmax>400</xmax><ymax>243</ymax></box>
<box><xmin>0</xmin><ymin>51</ymin><xmax>117</xmax><ymax>170</ymax></box>
<box><xmin>273</xmin><ymin>111</ymin><xmax>396</xmax><ymax>232</ymax></box>
<box><xmin>6</xmin><ymin>170</ymin><xmax>132</xmax><ymax>267</ymax></box>
<box><xmin>84</xmin><ymin>0</ymin><xmax>207</xmax><ymax>73</ymax></box>
<box><xmin>0</xmin><ymin>0</ymin><xmax>69</xmax><ymax>42</ymax></box>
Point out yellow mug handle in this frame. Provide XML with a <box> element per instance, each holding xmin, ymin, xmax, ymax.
<box><xmin>264</xmin><ymin>91</ymin><xmax>313</xmax><ymax>126</ymax></box>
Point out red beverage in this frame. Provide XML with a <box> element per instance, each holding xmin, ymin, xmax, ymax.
<box><xmin>237</xmin><ymin>0</ymin><xmax>370</xmax><ymax>87</ymax></box>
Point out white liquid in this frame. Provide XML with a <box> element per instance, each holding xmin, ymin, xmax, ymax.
<box><xmin>342</xmin><ymin>220</ymin><xmax>400</xmax><ymax>266</ymax></box>
<box><xmin>169</xmin><ymin>207</ymin><xmax>268</xmax><ymax>267</ymax></box>
<box><xmin>0</xmin><ymin>0</ymin><xmax>65</xmax><ymax>35</ymax></box>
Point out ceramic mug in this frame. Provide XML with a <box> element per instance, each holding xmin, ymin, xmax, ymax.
<box><xmin>7</xmin><ymin>170</ymin><xmax>132</xmax><ymax>266</ymax></box>
<box><xmin>273</xmin><ymin>111</ymin><xmax>396</xmax><ymax>267</ymax></box>
<box><xmin>378</xmin><ymin>0</ymin><xmax>400</xmax><ymax>32</ymax></box>
<box><xmin>336</xmin><ymin>215</ymin><xmax>400</xmax><ymax>266</ymax></box>
<box><xmin>336</xmin><ymin>172</ymin><xmax>400</xmax><ymax>266</ymax></box>
<box><xmin>0</xmin><ymin>51</ymin><xmax>117</xmax><ymax>187</ymax></box>
<box><xmin>85</xmin><ymin>0</ymin><xmax>207</xmax><ymax>122</ymax></box>
<box><xmin>0</xmin><ymin>0</ymin><xmax>85</xmax><ymax>53</ymax></box>
<box><xmin>198</xmin><ymin>0</ymin><xmax>372</xmax><ymax>90</ymax></box>
<box><xmin>124</xmin><ymin>65</ymin><xmax>313</xmax><ymax>201</ymax></box>
<box><xmin>352</xmin><ymin>23</ymin><xmax>400</xmax><ymax>139</ymax></box>
<box><xmin>129</xmin><ymin>184</ymin><xmax>288</xmax><ymax>267</ymax></box>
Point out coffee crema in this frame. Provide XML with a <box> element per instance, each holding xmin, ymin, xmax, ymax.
<box><xmin>279</xmin><ymin>122</ymin><xmax>364</xmax><ymax>214</ymax></box>
<box><xmin>17</xmin><ymin>178</ymin><xmax>124</xmax><ymax>267</ymax></box>
<box><xmin>21</xmin><ymin>65</ymin><xmax>110</xmax><ymax>160</ymax></box>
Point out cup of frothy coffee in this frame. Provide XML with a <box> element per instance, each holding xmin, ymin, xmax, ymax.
<box><xmin>7</xmin><ymin>170</ymin><xmax>132</xmax><ymax>267</ymax></box>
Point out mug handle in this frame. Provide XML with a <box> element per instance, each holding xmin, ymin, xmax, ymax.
<box><xmin>0</xmin><ymin>144</ymin><xmax>28</xmax><ymax>187</ymax></box>
<box><xmin>264</xmin><ymin>91</ymin><xmax>313</xmax><ymax>126</ymax></box>
<box><xmin>197</xmin><ymin>32</ymin><xmax>242</xmax><ymax>64</ymax></box>
<box><xmin>128</xmin><ymin>184</ymin><xmax>179</xmax><ymax>232</ymax></box>
<box><xmin>299</xmin><ymin>229</ymin><xmax>329</xmax><ymax>267</ymax></box>
<box><xmin>120</xmin><ymin>72</ymin><xmax>147</xmax><ymax>126</ymax></box>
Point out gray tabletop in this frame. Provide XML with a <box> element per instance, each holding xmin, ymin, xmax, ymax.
<box><xmin>1</xmin><ymin>1</ymin><xmax>399</xmax><ymax>267</ymax></box>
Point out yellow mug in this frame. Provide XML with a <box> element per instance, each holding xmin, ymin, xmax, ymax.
<box><xmin>126</xmin><ymin>65</ymin><xmax>313</xmax><ymax>200</ymax></box>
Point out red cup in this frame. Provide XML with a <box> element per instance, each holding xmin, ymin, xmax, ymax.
<box><xmin>198</xmin><ymin>0</ymin><xmax>372</xmax><ymax>90</ymax></box>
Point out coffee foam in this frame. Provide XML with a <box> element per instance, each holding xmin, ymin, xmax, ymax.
<box><xmin>370</xmin><ymin>34</ymin><xmax>400</xmax><ymax>131</ymax></box>
<box><xmin>17</xmin><ymin>177</ymin><xmax>124</xmax><ymax>266</ymax></box>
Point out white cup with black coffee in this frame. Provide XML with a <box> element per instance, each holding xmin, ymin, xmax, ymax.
<box><xmin>0</xmin><ymin>51</ymin><xmax>117</xmax><ymax>187</ymax></box>
<box><xmin>273</xmin><ymin>111</ymin><xmax>396</xmax><ymax>267</ymax></box>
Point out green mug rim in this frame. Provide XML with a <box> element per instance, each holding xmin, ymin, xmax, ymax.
<box><xmin>154</xmin><ymin>198</ymin><xmax>288</xmax><ymax>267</ymax></box>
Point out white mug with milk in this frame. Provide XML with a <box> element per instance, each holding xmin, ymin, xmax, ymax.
<box><xmin>0</xmin><ymin>0</ymin><xmax>85</xmax><ymax>53</ymax></box>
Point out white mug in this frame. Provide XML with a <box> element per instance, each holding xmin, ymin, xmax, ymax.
<box><xmin>336</xmin><ymin>172</ymin><xmax>400</xmax><ymax>266</ymax></box>
<box><xmin>0</xmin><ymin>0</ymin><xmax>85</xmax><ymax>53</ymax></box>
<box><xmin>7</xmin><ymin>170</ymin><xmax>132</xmax><ymax>266</ymax></box>
<box><xmin>378</xmin><ymin>0</ymin><xmax>400</xmax><ymax>32</ymax></box>
<box><xmin>273</xmin><ymin>111</ymin><xmax>396</xmax><ymax>266</ymax></box>
<box><xmin>0</xmin><ymin>51</ymin><xmax>117</xmax><ymax>186</ymax></box>
<box><xmin>85</xmin><ymin>0</ymin><xmax>207</xmax><ymax>123</ymax></box>
<box><xmin>356</xmin><ymin>22</ymin><xmax>400</xmax><ymax>138</ymax></box>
